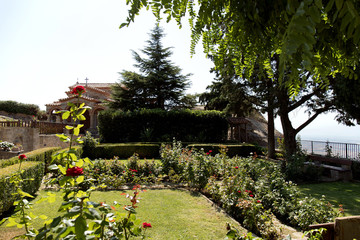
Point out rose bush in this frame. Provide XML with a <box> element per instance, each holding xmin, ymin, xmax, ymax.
<box><xmin>66</xmin><ymin>166</ymin><xmax>84</xmax><ymax>177</ymax></box>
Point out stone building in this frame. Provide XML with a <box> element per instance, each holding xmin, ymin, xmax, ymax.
<box><xmin>45</xmin><ymin>81</ymin><xmax>114</xmax><ymax>134</ymax></box>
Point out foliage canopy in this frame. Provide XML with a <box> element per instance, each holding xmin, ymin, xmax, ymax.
<box><xmin>121</xmin><ymin>0</ymin><xmax>360</xmax><ymax>95</ymax></box>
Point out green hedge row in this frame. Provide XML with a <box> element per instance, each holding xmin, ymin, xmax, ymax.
<box><xmin>0</xmin><ymin>161</ymin><xmax>44</xmax><ymax>215</ymax></box>
<box><xmin>0</xmin><ymin>147</ymin><xmax>61</xmax><ymax>169</ymax></box>
<box><xmin>81</xmin><ymin>143</ymin><xmax>258</xmax><ymax>160</ymax></box>
<box><xmin>98</xmin><ymin>109</ymin><xmax>228</xmax><ymax>143</ymax></box>
<box><xmin>187</xmin><ymin>144</ymin><xmax>258</xmax><ymax>157</ymax></box>
<box><xmin>83</xmin><ymin>143</ymin><xmax>161</xmax><ymax>159</ymax></box>
<box><xmin>0</xmin><ymin>100</ymin><xmax>40</xmax><ymax>116</ymax></box>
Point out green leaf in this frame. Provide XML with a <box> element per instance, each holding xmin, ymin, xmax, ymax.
<box><xmin>35</xmin><ymin>229</ymin><xmax>50</xmax><ymax>240</ymax></box>
<box><xmin>58</xmin><ymin>165</ymin><xmax>67</xmax><ymax>175</ymax></box>
<box><xmin>76</xmin><ymin>175</ymin><xmax>85</xmax><ymax>184</ymax></box>
<box><xmin>69</xmin><ymin>206</ymin><xmax>82</xmax><ymax>213</ymax></box>
<box><xmin>76</xmin><ymin>158</ymin><xmax>84</xmax><ymax>167</ymax></box>
<box><xmin>124</xmin><ymin>206</ymin><xmax>137</xmax><ymax>213</ymax></box>
<box><xmin>89</xmin><ymin>208</ymin><xmax>102</xmax><ymax>220</ymax></box>
<box><xmin>62</xmin><ymin>111</ymin><xmax>70</xmax><ymax>120</ymax></box>
<box><xmin>83</xmin><ymin>157</ymin><xmax>93</xmax><ymax>165</ymax></box>
<box><xmin>75</xmin><ymin>216</ymin><xmax>87</xmax><ymax>240</ymax></box>
<box><xmin>74</xmin><ymin>127</ymin><xmax>80</xmax><ymax>136</ymax></box>
<box><xmin>17</xmin><ymin>189</ymin><xmax>34</xmax><ymax>198</ymax></box>
<box><xmin>78</xmin><ymin>115</ymin><xmax>86</xmax><ymax>121</ymax></box>
<box><xmin>335</xmin><ymin>0</ymin><xmax>343</xmax><ymax>10</ymax></box>
<box><xmin>48</xmin><ymin>164</ymin><xmax>59</xmax><ymax>171</ymax></box>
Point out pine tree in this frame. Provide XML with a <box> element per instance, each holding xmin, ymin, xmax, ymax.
<box><xmin>110</xmin><ymin>25</ymin><xmax>191</xmax><ymax>111</ymax></box>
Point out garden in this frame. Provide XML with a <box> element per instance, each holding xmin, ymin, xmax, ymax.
<box><xmin>0</xmin><ymin>87</ymin><xmax>349</xmax><ymax>240</ymax></box>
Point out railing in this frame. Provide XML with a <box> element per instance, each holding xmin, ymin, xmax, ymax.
<box><xmin>301</xmin><ymin>140</ymin><xmax>360</xmax><ymax>160</ymax></box>
<box><xmin>0</xmin><ymin>120</ymin><xmax>67</xmax><ymax>134</ymax></box>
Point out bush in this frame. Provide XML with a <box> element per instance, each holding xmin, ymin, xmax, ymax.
<box><xmin>0</xmin><ymin>147</ymin><xmax>61</xmax><ymax>169</ymax></box>
<box><xmin>86</xmin><ymin>143</ymin><xmax>161</xmax><ymax>159</ymax></box>
<box><xmin>0</xmin><ymin>161</ymin><xmax>44</xmax><ymax>215</ymax></box>
<box><xmin>187</xmin><ymin>143</ymin><xmax>258</xmax><ymax>157</ymax></box>
<box><xmin>81</xmin><ymin>131</ymin><xmax>98</xmax><ymax>158</ymax></box>
<box><xmin>0</xmin><ymin>100</ymin><xmax>40</xmax><ymax>116</ymax></box>
<box><xmin>98</xmin><ymin>108</ymin><xmax>228</xmax><ymax>143</ymax></box>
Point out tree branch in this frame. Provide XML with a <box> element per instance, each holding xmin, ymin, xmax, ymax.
<box><xmin>295</xmin><ymin>107</ymin><xmax>331</xmax><ymax>134</ymax></box>
<box><xmin>288</xmin><ymin>87</ymin><xmax>322</xmax><ymax>112</ymax></box>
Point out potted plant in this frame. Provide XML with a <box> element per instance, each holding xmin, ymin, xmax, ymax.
<box><xmin>0</xmin><ymin>141</ymin><xmax>15</xmax><ymax>151</ymax></box>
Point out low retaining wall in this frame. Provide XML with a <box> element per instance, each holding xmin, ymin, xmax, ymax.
<box><xmin>39</xmin><ymin>134</ymin><xmax>70</xmax><ymax>149</ymax></box>
<box><xmin>0</xmin><ymin>127</ymin><xmax>39</xmax><ymax>152</ymax></box>
<box><xmin>0</xmin><ymin>128</ymin><xmax>74</xmax><ymax>158</ymax></box>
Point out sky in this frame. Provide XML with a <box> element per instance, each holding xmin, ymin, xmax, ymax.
<box><xmin>1</xmin><ymin>0</ymin><xmax>360</xmax><ymax>144</ymax></box>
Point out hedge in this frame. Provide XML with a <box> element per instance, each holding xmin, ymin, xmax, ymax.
<box><xmin>83</xmin><ymin>143</ymin><xmax>161</xmax><ymax>159</ymax></box>
<box><xmin>186</xmin><ymin>143</ymin><xmax>258</xmax><ymax>157</ymax></box>
<box><xmin>0</xmin><ymin>161</ymin><xmax>44</xmax><ymax>215</ymax></box>
<box><xmin>98</xmin><ymin>109</ymin><xmax>228</xmax><ymax>143</ymax></box>
<box><xmin>0</xmin><ymin>147</ymin><xmax>61</xmax><ymax>169</ymax></box>
<box><xmin>81</xmin><ymin>143</ymin><xmax>259</xmax><ymax>160</ymax></box>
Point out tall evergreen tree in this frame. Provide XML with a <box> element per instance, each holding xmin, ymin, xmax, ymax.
<box><xmin>110</xmin><ymin>25</ymin><xmax>191</xmax><ymax>111</ymax></box>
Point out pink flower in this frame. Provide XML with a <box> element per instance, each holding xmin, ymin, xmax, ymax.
<box><xmin>142</xmin><ymin>222</ymin><xmax>152</xmax><ymax>228</ymax></box>
<box><xmin>209</xmin><ymin>150</ymin><xmax>212</xmax><ymax>153</ymax></box>
<box><xmin>257</xmin><ymin>200</ymin><xmax>261</xmax><ymax>203</ymax></box>
<box><xmin>237</xmin><ymin>190</ymin><xmax>241</xmax><ymax>193</ymax></box>
<box><xmin>235</xmin><ymin>166</ymin><xmax>239</xmax><ymax>169</ymax></box>
<box><xmin>18</xmin><ymin>154</ymin><xmax>27</xmax><ymax>160</ymax></box>
<box><xmin>249</xmin><ymin>194</ymin><xmax>254</xmax><ymax>198</ymax></box>
<box><xmin>71</xmin><ymin>85</ymin><xmax>86</xmax><ymax>95</ymax></box>
<box><xmin>66</xmin><ymin>166</ymin><xmax>83</xmax><ymax>177</ymax></box>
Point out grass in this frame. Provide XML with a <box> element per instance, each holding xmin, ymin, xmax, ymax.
<box><xmin>297</xmin><ymin>181</ymin><xmax>360</xmax><ymax>216</ymax></box>
<box><xmin>0</xmin><ymin>189</ymin><xmax>245</xmax><ymax>240</ymax></box>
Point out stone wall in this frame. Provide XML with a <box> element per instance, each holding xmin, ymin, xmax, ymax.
<box><xmin>39</xmin><ymin>134</ymin><xmax>70</xmax><ymax>149</ymax></box>
<box><xmin>0</xmin><ymin>128</ymin><xmax>74</xmax><ymax>157</ymax></box>
<box><xmin>0</xmin><ymin>127</ymin><xmax>40</xmax><ymax>152</ymax></box>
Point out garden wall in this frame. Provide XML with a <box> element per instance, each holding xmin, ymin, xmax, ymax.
<box><xmin>0</xmin><ymin>127</ymin><xmax>68</xmax><ymax>156</ymax></box>
<box><xmin>0</xmin><ymin>127</ymin><xmax>39</xmax><ymax>152</ymax></box>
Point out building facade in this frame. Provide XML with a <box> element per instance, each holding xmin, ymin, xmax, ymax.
<box><xmin>45</xmin><ymin>82</ymin><xmax>113</xmax><ymax>134</ymax></box>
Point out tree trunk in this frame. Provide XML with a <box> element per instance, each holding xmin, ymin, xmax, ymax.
<box><xmin>266</xmin><ymin>78</ymin><xmax>276</xmax><ymax>159</ymax></box>
<box><xmin>267</xmin><ymin>107</ymin><xmax>276</xmax><ymax>159</ymax></box>
<box><xmin>279</xmin><ymin>110</ymin><xmax>297</xmax><ymax>157</ymax></box>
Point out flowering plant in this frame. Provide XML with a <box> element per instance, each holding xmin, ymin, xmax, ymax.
<box><xmin>71</xmin><ymin>85</ymin><xmax>86</xmax><ymax>95</ymax></box>
<box><xmin>0</xmin><ymin>141</ymin><xmax>15</xmax><ymax>151</ymax></box>
<box><xmin>35</xmin><ymin>86</ymin><xmax>150</xmax><ymax>239</ymax></box>
<box><xmin>66</xmin><ymin>166</ymin><xmax>84</xmax><ymax>176</ymax></box>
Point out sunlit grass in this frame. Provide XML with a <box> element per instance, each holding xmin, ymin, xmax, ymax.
<box><xmin>297</xmin><ymin>181</ymin><xmax>360</xmax><ymax>216</ymax></box>
<box><xmin>0</xmin><ymin>189</ymin><xmax>245</xmax><ymax>240</ymax></box>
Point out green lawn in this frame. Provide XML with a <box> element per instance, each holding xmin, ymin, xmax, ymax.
<box><xmin>297</xmin><ymin>181</ymin><xmax>360</xmax><ymax>216</ymax></box>
<box><xmin>0</xmin><ymin>189</ymin><xmax>245</xmax><ymax>240</ymax></box>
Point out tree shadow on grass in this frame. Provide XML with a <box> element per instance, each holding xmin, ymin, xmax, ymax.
<box><xmin>298</xmin><ymin>182</ymin><xmax>360</xmax><ymax>215</ymax></box>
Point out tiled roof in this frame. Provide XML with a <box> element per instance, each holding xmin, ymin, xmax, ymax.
<box><xmin>70</xmin><ymin>83</ymin><xmax>114</xmax><ymax>88</ymax></box>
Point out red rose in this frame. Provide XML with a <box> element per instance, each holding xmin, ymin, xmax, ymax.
<box><xmin>257</xmin><ymin>200</ymin><xmax>261</xmax><ymax>203</ymax></box>
<box><xmin>18</xmin><ymin>154</ymin><xmax>27</xmax><ymax>160</ymax></box>
<box><xmin>249</xmin><ymin>194</ymin><xmax>254</xmax><ymax>197</ymax></box>
<box><xmin>71</xmin><ymin>85</ymin><xmax>86</xmax><ymax>95</ymax></box>
<box><xmin>142</xmin><ymin>222</ymin><xmax>152</xmax><ymax>228</ymax></box>
<box><xmin>235</xmin><ymin>166</ymin><xmax>239</xmax><ymax>169</ymax></box>
<box><xmin>66</xmin><ymin>166</ymin><xmax>84</xmax><ymax>177</ymax></box>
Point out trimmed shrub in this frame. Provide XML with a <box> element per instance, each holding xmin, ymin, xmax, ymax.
<box><xmin>0</xmin><ymin>161</ymin><xmax>44</xmax><ymax>215</ymax></box>
<box><xmin>187</xmin><ymin>143</ymin><xmax>258</xmax><ymax>157</ymax></box>
<box><xmin>0</xmin><ymin>147</ymin><xmax>61</xmax><ymax>169</ymax></box>
<box><xmin>87</xmin><ymin>143</ymin><xmax>161</xmax><ymax>159</ymax></box>
<box><xmin>98</xmin><ymin>109</ymin><xmax>228</xmax><ymax>143</ymax></box>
